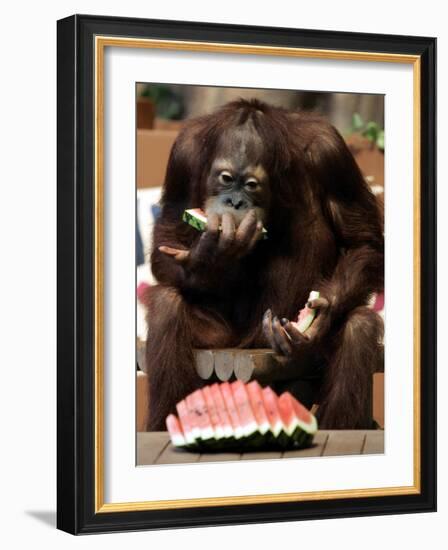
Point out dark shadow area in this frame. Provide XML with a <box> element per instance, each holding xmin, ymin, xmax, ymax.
<box><xmin>25</xmin><ymin>510</ymin><xmax>56</xmax><ymax>528</ymax></box>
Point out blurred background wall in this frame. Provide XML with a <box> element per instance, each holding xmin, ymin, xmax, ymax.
<box><xmin>136</xmin><ymin>82</ymin><xmax>384</xmax><ymax>135</ymax></box>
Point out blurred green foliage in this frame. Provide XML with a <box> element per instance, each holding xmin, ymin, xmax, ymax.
<box><xmin>349</xmin><ymin>113</ymin><xmax>384</xmax><ymax>150</ymax></box>
<box><xmin>141</xmin><ymin>84</ymin><xmax>185</xmax><ymax>120</ymax></box>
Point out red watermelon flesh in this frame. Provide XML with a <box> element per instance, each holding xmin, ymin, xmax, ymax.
<box><xmin>189</xmin><ymin>390</ymin><xmax>215</xmax><ymax>441</ymax></box>
<box><xmin>277</xmin><ymin>392</ymin><xmax>317</xmax><ymax>436</ymax></box>
<box><xmin>166</xmin><ymin>413</ymin><xmax>186</xmax><ymax>447</ymax></box>
<box><xmin>246</xmin><ymin>381</ymin><xmax>270</xmax><ymax>435</ymax></box>
<box><xmin>277</xmin><ymin>393</ymin><xmax>299</xmax><ymax>437</ymax></box>
<box><xmin>231</xmin><ymin>380</ymin><xmax>258</xmax><ymax>437</ymax></box>
<box><xmin>202</xmin><ymin>385</ymin><xmax>225</xmax><ymax>439</ymax></box>
<box><xmin>175</xmin><ymin>399</ymin><xmax>196</xmax><ymax>445</ymax></box>
<box><xmin>261</xmin><ymin>386</ymin><xmax>284</xmax><ymax>437</ymax></box>
<box><xmin>185</xmin><ymin>394</ymin><xmax>202</xmax><ymax>441</ymax></box>
<box><xmin>210</xmin><ymin>383</ymin><xmax>234</xmax><ymax>438</ymax></box>
<box><xmin>289</xmin><ymin>392</ymin><xmax>317</xmax><ymax>434</ymax></box>
<box><xmin>220</xmin><ymin>382</ymin><xmax>244</xmax><ymax>439</ymax></box>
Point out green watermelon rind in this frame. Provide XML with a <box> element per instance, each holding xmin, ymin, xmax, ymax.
<box><xmin>296</xmin><ymin>290</ymin><xmax>320</xmax><ymax>333</ymax></box>
<box><xmin>172</xmin><ymin>422</ymin><xmax>315</xmax><ymax>452</ymax></box>
<box><xmin>182</xmin><ymin>209</ymin><xmax>207</xmax><ymax>232</ymax></box>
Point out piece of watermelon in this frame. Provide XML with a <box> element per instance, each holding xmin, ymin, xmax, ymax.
<box><xmin>292</xmin><ymin>290</ymin><xmax>320</xmax><ymax>333</ymax></box>
<box><xmin>202</xmin><ymin>385</ymin><xmax>225</xmax><ymax>440</ymax></box>
<box><xmin>182</xmin><ymin>208</ymin><xmax>208</xmax><ymax>232</ymax></box>
<box><xmin>246</xmin><ymin>381</ymin><xmax>271</xmax><ymax>436</ymax></box>
<box><xmin>167</xmin><ymin>383</ymin><xmax>317</xmax><ymax>452</ymax></box>
<box><xmin>231</xmin><ymin>380</ymin><xmax>270</xmax><ymax>449</ymax></box>
<box><xmin>175</xmin><ymin>399</ymin><xmax>196</xmax><ymax>446</ymax></box>
<box><xmin>231</xmin><ymin>380</ymin><xmax>259</xmax><ymax>438</ymax></box>
<box><xmin>210</xmin><ymin>383</ymin><xmax>234</xmax><ymax>439</ymax></box>
<box><xmin>261</xmin><ymin>386</ymin><xmax>284</xmax><ymax>440</ymax></box>
<box><xmin>288</xmin><ymin>391</ymin><xmax>318</xmax><ymax>437</ymax></box>
<box><xmin>277</xmin><ymin>392</ymin><xmax>317</xmax><ymax>447</ymax></box>
<box><xmin>166</xmin><ymin>413</ymin><xmax>186</xmax><ymax>447</ymax></box>
<box><xmin>189</xmin><ymin>390</ymin><xmax>215</xmax><ymax>443</ymax></box>
<box><xmin>185</xmin><ymin>394</ymin><xmax>202</xmax><ymax>442</ymax></box>
<box><xmin>220</xmin><ymin>382</ymin><xmax>244</xmax><ymax>439</ymax></box>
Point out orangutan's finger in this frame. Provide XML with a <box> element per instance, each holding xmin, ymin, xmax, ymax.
<box><xmin>272</xmin><ymin>316</ymin><xmax>293</xmax><ymax>356</ymax></box>
<box><xmin>262</xmin><ymin>309</ymin><xmax>281</xmax><ymax>354</ymax></box>
<box><xmin>282</xmin><ymin>321</ymin><xmax>310</xmax><ymax>345</ymax></box>
<box><xmin>158</xmin><ymin>246</ymin><xmax>190</xmax><ymax>264</ymax></box>
<box><xmin>307</xmin><ymin>297</ymin><xmax>330</xmax><ymax>310</ymax></box>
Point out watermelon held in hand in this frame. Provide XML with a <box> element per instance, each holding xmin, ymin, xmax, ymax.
<box><xmin>182</xmin><ymin>208</ymin><xmax>268</xmax><ymax>239</ymax></box>
<box><xmin>291</xmin><ymin>290</ymin><xmax>320</xmax><ymax>334</ymax></box>
<box><xmin>165</xmin><ymin>381</ymin><xmax>318</xmax><ymax>452</ymax></box>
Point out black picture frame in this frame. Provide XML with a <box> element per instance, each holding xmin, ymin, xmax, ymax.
<box><xmin>57</xmin><ymin>14</ymin><xmax>436</xmax><ymax>534</ymax></box>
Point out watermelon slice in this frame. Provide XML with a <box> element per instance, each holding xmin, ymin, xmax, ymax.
<box><xmin>167</xmin><ymin>383</ymin><xmax>317</xmax><ymax>452</ymax></box>
<box><xmin>261</xmin><ymin>386</ymin><xmax>285</xmax><ymax>443</ymax></box>
<box><xmin>210</xmin><ymin>383</ymin><xmax>234</xmax><ymax>439</ymax></box>
<box><xmin>182</xmin><ymin>208</ymin><xmax>208</xmax><ymax>232</ymax></box>
<box><xmin>246</xmin><ymin>381</ymin><xmax>270</xmax><ymax>436</ymax></box>
<box><xmin>277</xmin><ymin>392</ymin><xmax>317</xmax><ymax>447</ymax></box>
<box><xmin>185</xmin><ymin>394</ymin><xmax>202</xmax><ymax>442</ymax></box>
<box><xmin>175</xmin><ymin>399</ymin><xmax>196</xmax><ymax>446</ymax></box>
<box><xmin>166</xmin><ymin>414</ymin><xmax>186</xmax><ymax>447</ymax></box>
<box><xmin>202</xmin><ymin>385</ymin><xmax>225</xmax><ymax>440</ymax></box>
<box><xmin>231</xmin><ymin>380</ymin><xmax>259</xmax><ymax>438</ymax></box>
<box><xmin>292</xmin><ymin>290</ymin><xmax>320</xmax><ymax>333</ymax></box>
<box><xmin>289</xmin><ymin>392</ymin><xmax>318</xmax><ymax>436</ymax></box>
<box><xmin>220</xmin><ymin>382</ymin><xmax>244</xmax><ymax>439</ymax></box>
<box><xmin>189</xmin><ymin>390</ymin><xmax>215</xmax><ymax>442</ymax></box>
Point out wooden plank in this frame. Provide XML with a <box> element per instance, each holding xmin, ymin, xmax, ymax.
<box><xmin>199</xmin><ymin>452</ymin><xmax>241</xmax><ymax>463</ymax></box>
<box><xmin>362</xmin><ymin>430</ymin><xmax>385</xmax><ymax>455</ymax></box>
<box><xmin>373</xmin><ymin>373</ymin><xmax>384</xmax><ymax>428</ymax></box>
<box><xmin>323</xmin><ymin>430</ymin><xmax>366</xmax><ymax>456</ymax></box>
<box><xmin>136</xmin><ymin>432</ymin><xmax>170</xmax><ymax>465</ymax></box>
<box><xmin>156</xmin><ymin>443</ymin><xmax>201</xmax><ymax>464</ymax></box>
<box><xmin>136</xmin><ymin>371</ymin><xmax>149</xmax><ymax>433</ymax></box>
<box><xmin>240</xmin><ymin>451</ymin><xmax>282</xmax><ymax>461</ymax></box>
<box><xmin>138</xmin><ymin>430</ymin><xmax>382</xmax><ymax>464</ymax></box>
<box><xmin>282</xmin><ymin>431</ymin><xmax>329</xmax><ymax>458</ymax></box>
<box><xmin>136</xmin><ymin>338</ymin><xmax>147</xmax><ymax>373</ymax></box>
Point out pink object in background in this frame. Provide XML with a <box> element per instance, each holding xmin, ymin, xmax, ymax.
<box><xmin>372</xmin><ymin>292</ymin><xmax>384</xmax><ymax>312</ymax></box>
<box><xmin>137</xmin><ymin>281</ymin><xmax>151</xmax><ymax>304</ymax></box>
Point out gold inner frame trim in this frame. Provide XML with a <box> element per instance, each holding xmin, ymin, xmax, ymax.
<box><xmin>94</xmin><ymin>35</ymin><xmax>421</xmax><ymax>513</ymax></box>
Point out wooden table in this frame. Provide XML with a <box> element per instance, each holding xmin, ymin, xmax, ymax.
<box><xmin>137</xmin><ymin>430</ymin><xmax>384</xmax><ymax>465</ymax></box>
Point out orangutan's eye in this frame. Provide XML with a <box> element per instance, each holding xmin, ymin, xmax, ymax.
<box><xmin>245</xmin><ymin>179</ymin><xmax>259</xmax><ymax>190</ymax></box>
<box><xmin>220</xmin><ymin>171</ymin><xmax>234</xmax><ymax>184</ymax></box>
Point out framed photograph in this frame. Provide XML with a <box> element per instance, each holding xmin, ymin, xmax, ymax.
<box><xmin>57</xmin><ymin>14</ymin><xmax>436</xmax><ymax>534</ymax></box>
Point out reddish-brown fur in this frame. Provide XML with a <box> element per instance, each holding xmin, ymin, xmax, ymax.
<box><xmin>144</xmin><ymin>98</ymin><xmax>384</xmax><ymax>430</ymax></box>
